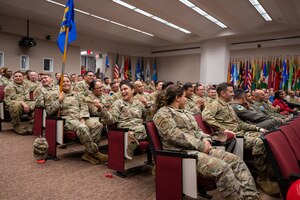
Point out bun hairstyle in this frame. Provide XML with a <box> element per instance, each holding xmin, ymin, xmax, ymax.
<box><xmin>156</xmin><ymin>85</ymin><xmax>184</xmax><ymax>110</ymax></box>
<box><xmin>89</xmin><ymin>80</ymin><xmax>97</xmax><ymax>91</ymax></box>
<box><xmin>120</xmin><ymin>80</ymin><xmax>134</xmax><ymax>89</ymax></box>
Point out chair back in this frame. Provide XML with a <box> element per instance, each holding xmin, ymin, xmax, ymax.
<box><xmin>194</xmin><ymin>114</ymin><xmax>213</xmax><ymax>134</ymax></box>
<box><xmin>145</xmin><ymin>121</ymin><xmax>163</xmax><ymax>159</ymax></box>
<box><xmin>261</xmin><ymin>130</ymin><xmax>300</xmax><ymax>198</ymax></box>
<box><xmin>279</xmin><ymin>124</ymin><xmax>300</xmax><ymax>161</ymax></box>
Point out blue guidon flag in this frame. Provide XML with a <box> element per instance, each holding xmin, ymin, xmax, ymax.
<box><xmin>57</xmin><ymin>0</ymin><xmax>77</xmax><ymax>54</ymax></box>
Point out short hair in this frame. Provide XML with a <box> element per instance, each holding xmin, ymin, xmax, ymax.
<box><xmin>84</xmin><ymin>71</ymin><xmax>94</xmax><ymax>76</ymax></box>
<box><xmin>89</xmin><ymin>80</ymin><xmax>100</xmax><ymax>90</ymax></box>
<box><xmin>155</xmin><ymin>81</ymin><xmax>163</xmax><ymax>87</ymax></box>
<box><xmin>39</xmin><ymin>73</ymin><xmax>52</xmax><ymax>77</ymax></box>
<box><xmin>194</xmin><ymin>83</ymin><xmax>204</xmax><ymax>93</ymax></box>
<box><xmin>216</xmin><ymin>82</ymin><xmax>232</xmax><ymax>95</ymax></box>
<box><xmin>13</xmin><ymin>71</ymin><xmax>24</xmax><ymax>76</ymax></box>
<box><xmin>162</xmin><ymin>81</ymin><xmax>174</xmax><ymax>91</ymax></box>
<box><xmin>182</xmin><ymin>82</ymin><xmax>193</xmax><ymax>91</ymax></box>
<box><xmin>233</xmin><ymin>88</ymin><xmax>245</xmax><ymax>99</ymax></box>
<box><xmin>104</xmin><ymin>77</ymin><xmax>109</xmax><ymax>81</ymax></box>
<box><xmin>110</xmin><ymin>81</ymin><xmax>117</xmax><ymax>87</ymax></box>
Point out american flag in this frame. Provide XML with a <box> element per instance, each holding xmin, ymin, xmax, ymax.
<box><xmin>113</xmin><ymin>54</ymin><xmax>119</xmax><ymax>79</ymax></box>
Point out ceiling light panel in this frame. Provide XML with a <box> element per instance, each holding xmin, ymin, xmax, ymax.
<box><xmin>248</xmin><ymin>0</ymin><xmax>272</xmax><ymax>21</ymax></box>
<box><xmin>112</xmin><ymin>0</ymin><xmax>191</xmax><ymax>34</ymax></box>
<box><xmin>46</xmin><ymin>0</ymin><xmax>154</xmax><ymax>37</ymax></box>
<box><xmin>179</xmin><ymin>0</ymin><xmax>227</xmax><ymax>28</ymax></box>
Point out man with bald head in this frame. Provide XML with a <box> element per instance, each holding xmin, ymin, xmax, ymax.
<box><xmin>253</xmin><ymin>90</ymin><xmax>287</xmax><ymax>120</ymax></box>
<box><xmin>133</xmin><ymin>80</ymin><xmax>153</xmax><ymax>120</ymax></box>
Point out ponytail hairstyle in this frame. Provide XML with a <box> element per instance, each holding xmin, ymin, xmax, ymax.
<box><xmin>156</xmin><ymin>85</ymin><xmax>184</xmax><ymax>110</ymax></box>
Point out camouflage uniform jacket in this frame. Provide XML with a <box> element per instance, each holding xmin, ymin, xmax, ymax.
<box><xmin>45</xmin><ymin>90</ymin><xmax>89</xmax><ymax>120</ymax></box>
<box><xmin>4</xmin><ymin>82</ymin><xmax>33</xmax><ymax>107</ymax></box>
<box><xmin>0</xmin><ymin>76</ymin><xmax>12</xmax><ymax>86</ymax></box>
<box><xmin>28</xmin><ymin>81</ymin><xmax>41</xmax><ymax>93</ymax></box>
<box><xmin>185</xmin><ymin>97</ymin><xmax>201</xmax><ymax>114</ymax></box>
<box><xmin>110</xmin><ymin>91</ymin><xmax>122</xmax><ymax>102</ymax></box>
<box><xmin>98</xmin><ymin>99</ymin><xmax>150</xmax><ymax>140</ymax></box>
<box><xmin>230</xmin><ymin>103</ymin><xmax>271</xmax><ymax>124</ymax></box>
<box><xmin>133</xmin><ymin>92</ymin><xmax>153</xmax><ymax>105</ymax></box>
<box><xmin>202</xmin><ymin>98</ymin><xmax>257</xmax><ymax>134</ymax></box>
<box><xmin>86</xmin><ymin>92</ymin><xmax>113</xmax><ymax>112</ymax></box>
<box><xmin>287</xmin><ymin>97</ymin><xmax>299</xmax><ymax>104</ymax></box>
<box><xmin>34</xmin><ymin>85</ymin><xmax>59</xmax><ymax>107</ymax></box>
<box><xmin>73</xmin><ymin>80</ymin><xmax>91</xmax><ymax>97</ymax></box>
<box><xmin>153</xmin><ymin>106</ymin><xmax>212</xmax><ymax>152</ymax></box>
<box><xmin>253</xmin><ymin>101</ymin><xmax>285</xmax><ymax>119</ymax></box>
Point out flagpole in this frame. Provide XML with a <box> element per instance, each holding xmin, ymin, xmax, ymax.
<box><xmin>59</xmin><ymin>26</ymin><xmax>70</xmax><ymax>93</ymax></box>
<box><xmin>57</xmin><ymin>27</ymin><xmax>69</xmax><ymax>117</ymax></box>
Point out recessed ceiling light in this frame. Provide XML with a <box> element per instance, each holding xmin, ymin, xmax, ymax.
<box><xmin>179</xmin><ymin>0</ymin><xmax>227</xmax><ymax>28</ymax></box>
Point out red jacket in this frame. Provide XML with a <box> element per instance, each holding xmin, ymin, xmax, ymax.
<box><xmin>272</xmin><ymin>99</ymin><xmax>293</xmax><ymax>113</ymax></box>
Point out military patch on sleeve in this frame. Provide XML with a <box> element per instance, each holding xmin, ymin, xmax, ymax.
<box><xmin>259</xmin><ymin>106</ymin><xmax>265</xmax><ymax>111</ymax></box>
<box><xmin>236</xmin><ymin>105</ymin><xmax>245</xmax><ymax>111</ymax></box>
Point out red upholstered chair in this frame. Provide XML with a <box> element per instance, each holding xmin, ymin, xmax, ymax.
<box><xmin>194</xmin><ymin>114</ymin><xmax>243</xmax><ymax>158</ymax></box>
<box><xmin>261</xmin><ymin>130</ymin><xmax>300</xmax><ymax>199</ymax></box>
<box><xmin>279</xmin><ymin>124</ymin><xmax>300</xmax><ymax>165</ymax></box>
<box><xmin>289</xmin><ymin>120</ymin><xmax>300</xmax><ymax>140</ymax></box>
<box><xmin>107</xmin><ymin>125</ymin><xmax>153</xmax><ymax>177</ymax></box>
<box><xmin>33</xmin><ymin>107</ymin><xmax>46</xmax><ymax>137</ymax></box>
<box><xmin>145</xmin><ymin>121</ymin><xmax>214</xmax><ymax>200</ymax></box>
<box><xmin>45</xmin><ymin>116</ymin><xmax>77</xmax><ymax>159</ymax></box>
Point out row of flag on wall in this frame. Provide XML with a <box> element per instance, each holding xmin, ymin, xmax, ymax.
<box><xmin>227</xmin><ymin>56</ymin><xmax>300</xmax><ymax>91</ymax></box>
<box><xmin>106</xmin><ymin>54</ymin><xmax>157</xmax><ymax>82</ymax></box>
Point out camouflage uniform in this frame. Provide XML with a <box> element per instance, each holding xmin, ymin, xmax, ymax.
<box><xmin>185</xmin><ymin>97</ymin><xmax>201</xmax><ymax>114</ymax></box>
<box><xmin>133</xmin><ymin>92</ymin><xmax>154</xmax><ymax>121</ymax></box>
<box><xmin>153</xmin><ymin>106</ymin><xmax>259</xmax><ymax>200</ymax></box>
<box><xmin>98</xmin><ymin>99</ymin><xmax>150</xmax><ymax>140</ymax></box>
<box><xmin>111</xmin><ymin>91</ymin><xmax>122</xmax><ymax>102</ymax></box>
<box><xmin>202</xmin><ymin>98</ymin><xmax>267</xmax><ymax>173</ymax></box>
<box><xmin>28</xmin><ymin>81</ymin><xmax>41</xmax><ymax>94</ymax></box>
<box><xmin>45</xmin><ymin>90</ymin><xmax>102</xmax><ymax>154</ymax></box>
<box><xmin>253</xmin><ymin>101</ymin><xmax>286</xmax><ymax>119</ymax></box>
<box><xmin>34</xmin><ymin>84</ymin><xmax>59</xmax><ymax>107</ymax></box>
<box><xmin>73</xmin><ymin>80</ymin><xmax>91</xmax><ymax>97</ymax></box>
<box><xmin>86</xmin><ymin>92</ymin><xmax>113</xmax><ymax>111</ymax></box>
<box><xmin>230</xmin><ymin>103</ymin><xmax>281</xmax><ymax>130</ymax></box>
<box><xmin>4</xmin><ymin>82</ymin><xmax>35</xmax><ymax>128</ymax></box>
<box><xmin>0</xmin><ymin>76</ymin><xmax>12</xmax><ymax>86</ymax></box>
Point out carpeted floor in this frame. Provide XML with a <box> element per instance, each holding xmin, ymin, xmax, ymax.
<box><xmin>0</xmin><ymin>122</ymin><xmax>282</xmax><ymax>200</ymax></box>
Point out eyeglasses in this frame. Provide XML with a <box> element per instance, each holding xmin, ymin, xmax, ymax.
<box><xmin>94</xmin><ymin>86</ymin><xmax>103</xmax><ymax>90</ymax></box>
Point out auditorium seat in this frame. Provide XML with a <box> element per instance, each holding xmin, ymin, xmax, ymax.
<box><xmin>194</xmin><ymin>114</ymin><xmax>242</xmax><ymax>158</ymax></box>
<box><xmin>261</xmin><ymin>130</ymin><xmax>300</xmax><ymax>199</ymax></box>
<box><xmin>278</xmin><ymin>124</ymin><xmax>300</xmax><ymax>165</ymax></box>
<box><xmin>145</xmin><ymin>121</ymin><xmax>214</xmax><ymax>200</ymax></box>
<box><xmin>107</xmin><ymin>125</ymin><xmax>153</xmax><ymax>177</ymax></box>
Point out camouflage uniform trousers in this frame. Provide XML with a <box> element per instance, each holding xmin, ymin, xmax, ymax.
<box><xmin>197</xmin><ymin>149</ymin><xmax>260</xmax><ymax>200</ymax></box>
<box><xmin>64</xmin><ymin>118</ymin><xmax>103</xmax><ymax>154</ymax></box>
<box><xmin>242</xmin><ymin>131</ymin><xmax>266</xmax><ymax>173</ymax></box>
<box><xmin>8</xmin><ymin>100</ymin><xmax>35</xmax><ymax>127</ymax></box>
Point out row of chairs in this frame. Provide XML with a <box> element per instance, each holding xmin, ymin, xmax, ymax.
<box><xmin>261</xmin><ymin>116</ymin><xmax>300</xmax><ymax>200</ymax></box>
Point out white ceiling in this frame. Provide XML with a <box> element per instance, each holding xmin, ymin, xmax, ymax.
<box><xmin>0</xmin><ymin>0</ymin><xmax>300</xmax><ymax>54</ymax></box>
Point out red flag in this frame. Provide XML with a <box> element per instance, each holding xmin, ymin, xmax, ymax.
<box><xmin>124</xmin><ymin>57</ymin><xmax>129</xmax><ymax>80</ymax></box>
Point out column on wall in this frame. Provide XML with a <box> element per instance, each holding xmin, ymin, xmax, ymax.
<box><xmin>200</xmin><ymin>39</ymin><xmax>230</xmax><ymax>85</ymax></box>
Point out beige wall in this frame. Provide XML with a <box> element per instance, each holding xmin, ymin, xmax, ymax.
<box><xmin>157</xmin><ymin>54</ymin><xmax>200</xmax><ymax>83</ymax></box>
<box><xmin>0</xmin><ymin>32</ymin><xmax>80</xmax><ymax>76</ymax></box>
<box><xmin>230</xmin><ymin>44</ymin><xmax>300</xmax><ymax>58</ymax></box>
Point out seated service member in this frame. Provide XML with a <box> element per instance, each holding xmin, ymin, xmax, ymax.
<box><xmin>202</xmin><ymin>82</ymin><xmax>279</xmax><ymax>197</ymax></box>
<box><xmin>4</xmin><ymin>71</ymin><xmax>35</xmax><ymax>134</ymax></box>
<box><xmin>231</xmin><ymin>88</ymin><xmax>281</xmax><ymax>130</ymax></box>
<box><xmin>153</xmin><ymin>85</ymin><xmax>259</xmax><ymax>200</ymax></box>
<box><xmin>73</xmin><ymin>71</ymin><xmax>95</xmax><ymax>97</ymax></box>
<box><xmin>183</xmin><ymin>82</ymin><xmax>202</xmax><ymax>114</ymax></box>
<box><xmin>93</xmin><ymin>80</ymin><xmax>152</xmax><ymax>159</ymax></box>
<box><xmin>0</xmin><ymin>67</ymin><xmax>12</xmax><ymax>86</ymax></box>
<box><xmin>34</xmin><ymin>73</ymin><xmax>58</xmax><ymax>107</ymax></box>
<box><xmin>45</xmin><ymin>76</ymin><xmax>107</xmax><ymax>165</ymax></box>
<box><xmin>86</xmin><ymin>80</ymin><xmax>112</xmax><ymax>110</ymax></box>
